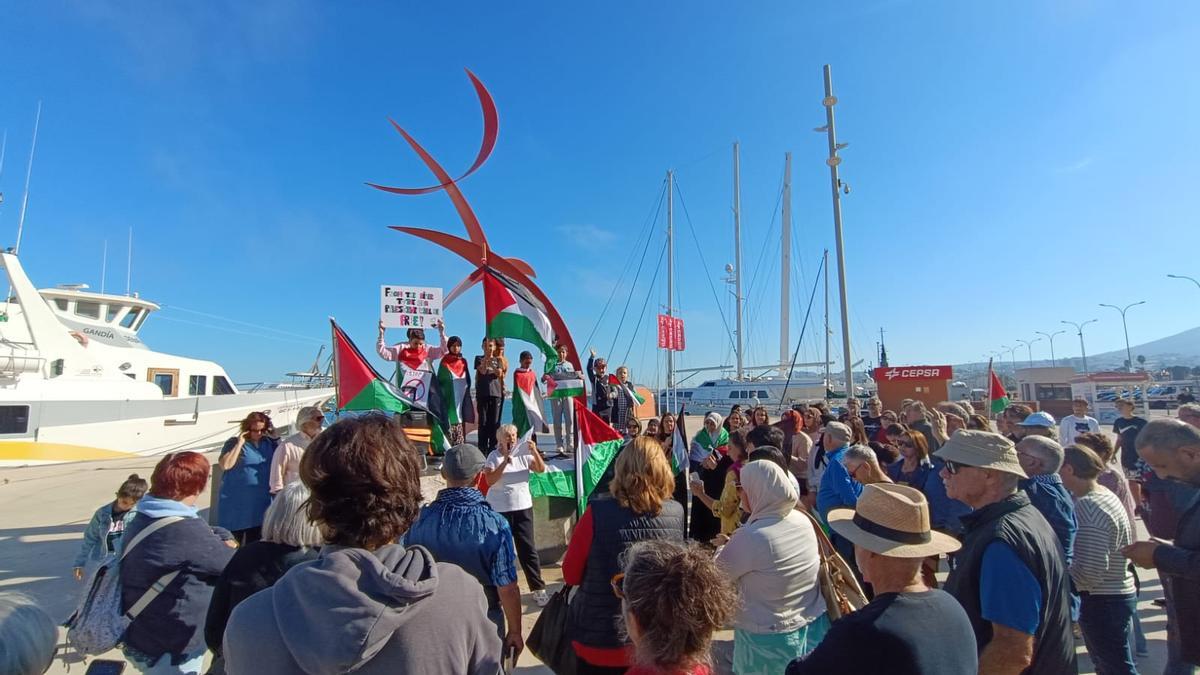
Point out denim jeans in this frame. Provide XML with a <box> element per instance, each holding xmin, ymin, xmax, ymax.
<box><xmin>1078</xmin><ymin>592</ymin><xmax>1138</xmax><ymax>675</ymax></box>
<box><xmin>124</xmin><ymin>650</ymin><xmax>205</xmax><ymax>675</ymax></box>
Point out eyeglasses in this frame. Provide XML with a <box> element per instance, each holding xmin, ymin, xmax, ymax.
<box><xmin>610</xmin><ymin>572</ymin><xmax>625</xmax><ymax>599</ymax></box>
<box><xmin>944</xmin><ymin>459</ymin><xmax>964</xmax><ymax>475</ymax></box>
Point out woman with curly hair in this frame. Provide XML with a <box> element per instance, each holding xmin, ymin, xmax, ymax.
<box><xmin>617</xmin><ymin>540</ymin><xmax>737</xmax><ymax>675</ymax></box>
<box><xmin>217</xmin><ymin>411</ymin><xmax>278</xmax><ymax>545</ymax></box>
<box><xmin>563</xmin><ymin>436</ymin><xmax>686</xmax><ymax>674</ymax></box>
<box><xmin>222</xmin><ymin>414</ymin><xmax>502</xmax><ymax>674</ymax></box>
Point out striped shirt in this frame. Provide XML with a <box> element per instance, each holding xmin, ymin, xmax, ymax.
<box><xmin>1069</xmin><ymin>485</ymin><xmax>1135</xmax><ymax>595</ymax></box>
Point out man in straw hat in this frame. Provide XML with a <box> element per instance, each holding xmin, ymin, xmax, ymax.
<box><xmin>786</xmin><ymin>483</ymin><xmax>977</xmax><ymax>674</ymax></box>
<box><xmin>935</xmin><ymin>430</ymin><xmax>1076</xmax><ymax>675</ymax></box>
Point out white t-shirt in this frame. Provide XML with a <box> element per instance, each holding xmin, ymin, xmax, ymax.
<box><xmin>1060</xmin><ymin>415</ymin><xmax>1100</xmax><ymax>445</ymax></box>
<box><xmin>484</xmin><ymin>448</ymin><xmax>534</xmax><ymax>513</ymax></box>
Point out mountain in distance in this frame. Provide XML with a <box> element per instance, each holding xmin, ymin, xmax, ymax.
<box><xmin>956</xmin><ymin>326</ymin><xmax>1200</xmax><ymax>374</ymax></box>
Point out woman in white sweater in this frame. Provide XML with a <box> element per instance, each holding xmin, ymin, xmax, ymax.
<box><xmin>716</xmin><ymin>460</ymin><xmax>829</xmax><ymax>675</ymax></box>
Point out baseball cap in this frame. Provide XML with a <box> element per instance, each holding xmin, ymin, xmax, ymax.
<box><xmin>1017</xmin><ymin>411</ymin><xmax>1056</xmax><ymax>428</ymax></box>
<box><xmin>934</xmin><ymin>429</ymin><xmax>1027</xmax><ymax>478</ymax></box>
<box><xmin>442</xmin><ymin>443</ymin><xmax>486</xmax><ymax>481</ymax></box>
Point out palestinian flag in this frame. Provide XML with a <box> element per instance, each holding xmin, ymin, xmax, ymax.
<box><xmin>512</xmin><ymin>367</ymin><xmax>546</xmax><ymax>438</ymax></box>
<box><xmin>330</xmin><ymin>319</ymin><xmax>451</xmax><ymax>451</ymax></box>
<box><xmin>437</xmin><ymin>354</ymin><xmax>475</xmax><ymax>426</ymax></box>
<box><xmin>484</xmin><ymin>270</ymin><xmax>558</xmax><ymax>372</ymax></box>
<box><xmin>573</xmin><ymin>403</ymin><xmax>625</xmax><ymax>515</ymax></box>
<box><xmin>671</xmin><ymin>407</ymin><xmax>689</xmax><ymax>474</ymax></box>
<box><xmin>609</xmin><ymin>375</ymin><xmax>646</xmax><ymax>405</ymax></box>
<box><xmin>989</xmin><ymin>366</ymin><xmax>1010</xmax><ymax>415</ymax></box>
<box><xmin>545</xmin><ymin>373</ymin><xmax>585</xmax><ymax>400</ymax></box>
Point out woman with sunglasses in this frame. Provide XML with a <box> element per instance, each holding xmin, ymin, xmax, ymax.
<box><xmin>562</xmin><ymin>436</ymin><xmax>685</xmax><ymax>674</ymax></box>
<box><xmin>217</xmin><ymin>411</ymin><xmax>279</xmax><ymax>545</ymax></box>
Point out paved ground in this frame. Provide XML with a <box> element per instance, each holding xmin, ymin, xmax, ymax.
<box><xmin>0</xmin><ymin>450</ymin><xmax>1174</xmax><ymax>674</ymax></box>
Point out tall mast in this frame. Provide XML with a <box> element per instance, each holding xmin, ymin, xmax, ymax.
<box><xmin>821</xmin><ymin>65</ymin><xmax>855</xmax><ymax>398</ymax></box>
<box><xmin>666</xmin><ymin>170</ymin><xmax>675</xmax><ymax>407</ymax></box>
<box><xmin>780</xmin><ymin>152</ymin><xmax>792</xmax><ymax>377</ymax></box>
<box><xmin>824</xmin><ymin>249</ymin><xmax>830</xmax><ymax>390</ymax></box>
<box><xmin>15</xmin><ymin>101</ymin><xmax>42</xmax><ymax>255</ymax></box>
<box><xmin>733</xmin><ymin>142</ymin><xmax>744</xmax><ymax>381</ymax></box>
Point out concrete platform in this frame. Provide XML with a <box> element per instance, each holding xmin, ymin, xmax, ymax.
<box><xmin>0</xmin><ymin>451</ymin><xmax>1176</xmax><ymax>674</ymax></box>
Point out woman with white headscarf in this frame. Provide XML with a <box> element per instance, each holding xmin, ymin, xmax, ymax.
<box><xmin>717</xmin><ymin>460</ymin><xmax>829</xmax><ymax>675</ymax></box>
<box><xmin>687</xmin><ymin>412</ymin><xmax>729</xmax><ymax>542</ymax></box>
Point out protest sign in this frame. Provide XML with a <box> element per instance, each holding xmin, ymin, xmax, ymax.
<box><xmin>381</xmin><ymin>285</ymin><xmax>443</xmax><ymax>329</ymax></box>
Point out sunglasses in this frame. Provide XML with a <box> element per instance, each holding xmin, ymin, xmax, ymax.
<box><xmin>944</xmin><ymin>459</ymin><xmax>964</xmax><ymax>475</ymax></box>
<box><xmin>611</xmin><ymin>572</ymin><xmax>625</xmax><ymax>599</ymax></box>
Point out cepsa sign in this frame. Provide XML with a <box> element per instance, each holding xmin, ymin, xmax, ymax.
<box><xmin>873</xmin><ymin>365</ymin><xmax>953</xmax><ymax>382</ymax></box>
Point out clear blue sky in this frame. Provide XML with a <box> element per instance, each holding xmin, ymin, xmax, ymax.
<box><xmin>1</xmin><ymin>2</ymin><xmax>1198</xmax><ymax>384</ymax></box>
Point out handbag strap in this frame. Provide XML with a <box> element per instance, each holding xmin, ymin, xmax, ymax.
<box><xmin>797</xmin><ymin>507</ymin><xmax>838</xmax><ymax>560</ymax></box>
<box><xmin>119</xmin><ymin>516</ymin><xmax>186</xmax><ymax>622</ymax></box>
<box><xmin>120</xmin><ymin>516</ymin><xmax>184</xmax><ymax>560</ymax></box>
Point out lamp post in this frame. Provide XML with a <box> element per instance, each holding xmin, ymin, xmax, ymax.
<box><xmin>1035</xmin><ymin>330</ymin><xmax>1065</xmax><ymax>368</ymax></box>
<box><xmin>1099</xmin><ymin>301</ymin><xmax>1146</xmax><ymax>372</ymax></box>
<box><xmin>1016</xmin><ymin>337</ymin><xmax>1041</xmax><ymax>369</ymax></box>
<box><xmin>1062</xmin><ymin>319</ymin><xmax>1098</xmax><ymax>375</ymax></box>
<box><xmin>1000</xmin><ymin>345</ymin><xmax>1018</xmax><ymax>372</ymax></box>
<box><xmin>1167</xmin><ymin>274</ymin><xmax>1200</xmax><ymax>292</ymax></box>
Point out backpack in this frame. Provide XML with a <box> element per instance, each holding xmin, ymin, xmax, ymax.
<box><xmin>66</xmin><ymin>516</ymin><xmax>184</xmax><ymax>655</ymax></box>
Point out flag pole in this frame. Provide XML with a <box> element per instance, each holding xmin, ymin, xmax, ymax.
<box><xmin>986</xmin><ymin>357</ymin><xmax>994</xmax><ymax>420</ymax></box>
<box><xmin>330</xmin><ymin>318</ymin><xmax>340</xmax><ymax>413</ymax></box>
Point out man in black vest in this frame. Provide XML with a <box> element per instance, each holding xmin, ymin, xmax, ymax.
<box><xmin>935</xmin><ymin>430</ymin><xmax>1076</xmax><ymax>675</ymax></box>
<box><xmin>586</xmin><ymin>348</ymin><xmax>615</xmax><ymax>425</ymax></box>
<box><xmin>1125</xmin><ymin>419</ymin><xmax>1200</xmax><ymax>672</ymax></box>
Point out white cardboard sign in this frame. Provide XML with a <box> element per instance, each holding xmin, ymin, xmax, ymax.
<box><xmin>380</xmin><ymin>285</ymin><xmax>443</xmax><ymax>329</ymax></box>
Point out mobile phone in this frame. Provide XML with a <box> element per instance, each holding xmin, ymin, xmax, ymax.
<box><xmin>85</xmin><ymin>660</ymin><xmax>126</xmax><ymax>675</ymax></box>
<box><xmin>502</xmin><ymin>644</ymin><xmax>517</xmax><ymax>672</ymax></box>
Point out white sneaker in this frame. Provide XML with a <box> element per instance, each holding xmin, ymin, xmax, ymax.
<box><xmin>533</xmin><ymin>589</ymin><xmax>550</xmax><ymax>607</ymax></box>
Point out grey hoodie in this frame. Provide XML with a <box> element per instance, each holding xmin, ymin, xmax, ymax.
<box><xmin>223</xmin><ymin>543</ymin><xmax>502</xmax><ymax>674</ymax></box>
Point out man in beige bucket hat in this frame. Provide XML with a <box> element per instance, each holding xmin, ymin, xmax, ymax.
<box><xmin>933</xmin><ymin>430</ymin><xmax>1076</xmax><ymax>674</ymax></box>
<box><xmin>787</xmin><ymin>483</ymin><xmax>977</xmax><ymax>674</ymax></box>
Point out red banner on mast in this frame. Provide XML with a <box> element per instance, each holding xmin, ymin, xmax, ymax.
<box><xmin>657</xmin><ymin>314</ymin><xmax>686</xmax><ymax>351</ymax></box>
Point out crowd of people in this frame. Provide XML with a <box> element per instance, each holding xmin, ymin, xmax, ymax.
<box><xmin>1</xmin><ymin>325</ymin><xmax>1192</xmax><ymax>675</ymax></box>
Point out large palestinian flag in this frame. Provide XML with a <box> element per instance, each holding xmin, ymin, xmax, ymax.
<box><xmin>483</xmin><ymin>270</ymin><xmax>558</xmax><ymax>372</ymax></box>
<box><xmin>437</xmin><ymin>353</ymin><xmax>475</xmax><ymax>427</ymax></box>
<box><xmin>988</xmin><ymin>366</ymin><xmax>1010</xmax><ymax>415</ymax></box>
<box><xmin>572</xmin><ymin>403</ymin><xmax>625</xmax><ymax>515</ymax></box>
<box><xmin>330</xmin><ymin>319</ymin><xmax>450</xmax><ymax>451</ymax></box>
<box><xmin>545</xmin><ymin>372</ymin><xmax>585</xmax><ymax>400</ymax></box>
<box><xmin>511</xmin><ymin>367</ymin><xmax>546</xmax><ymax>438</ymax></box>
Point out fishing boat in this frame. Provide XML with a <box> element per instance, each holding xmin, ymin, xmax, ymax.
<box><xmin>0</xmin><ymin>251</ymin><xmax>333</xmax><ymax>466</ymax></box>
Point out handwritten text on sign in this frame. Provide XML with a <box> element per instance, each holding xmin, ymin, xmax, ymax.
<box><xmin>381</xmin><ymin>286</ymin><xmax>443</xmax><ymax>329</ymax></box>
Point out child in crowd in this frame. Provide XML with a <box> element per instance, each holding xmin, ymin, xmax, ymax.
<box><xmin>72</xmin><ymin>473</ymin><xmax>148</xmax><ymax>580</ymax></box>
<box><xmin>1059</xmin><ymin>398</ymin><xmax>1100</xmax><ymax>446</ymax></box>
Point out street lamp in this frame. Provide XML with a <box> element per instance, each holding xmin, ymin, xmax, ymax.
<box><xmin>1061</xmin><ymin>319</ymin><xmax>1098</xmax><ymax>375</ymax></box>
<box><xmin>1099</xmin><ymin>301</ymin><xmax>1146</xmax><ymax>372</ymax></box>
<box><xmin>1167</xmin><ymin>274</ymin><xmax>1200</xmax><ymax>292</ymax></box>
<box><xmin>1016</xmin><ymin>337</ymin><xmax>1041</xmax><ymax>369</ymax></box>
<box><xmin>1035</xmin><ymin>330</ymin><xmax>1065</xmax><ymax>368</ymax></box>
<box><xmin>1000</xmin><ymin>345</ymin><xmax>1018</xmax><ymax>372</ymax></box>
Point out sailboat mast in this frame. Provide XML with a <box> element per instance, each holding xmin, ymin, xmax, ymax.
<box><xmin>821</xmin><ymin>65</ymin><xmax>855</xmax><ymax>398</ymax></box>
<box><xmin>824</xmin><ymin>249</ymin><xmax>830</xmax><ymax>390</ymax></box>
<box><xmin>15</xmin><ymin>101</ymin><xmax>42</xmax><ymax>255</ymax></box>
<box><xmin>733</xmin><ymin>142</ymin><xmax>744</xmax><ymax>381</ymax></box>
<box><xmin>780</xmin><ymin>152</ymin><xmax>792</xmax><ymax>377</ymax></box>
<box><xmin>666</xmin><ymin>170</ymin><xmax>675</xmax><ymax>409</ymax></box>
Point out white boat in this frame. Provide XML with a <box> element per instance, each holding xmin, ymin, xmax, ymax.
<box><xmin>0</xmin><ymin>251</ymin><xmax>333</xmax><ymax>466</ymax></box>
<box><xmin>658</xmin><ymin>374</ymin><xmax>828</xmax><ymax>414</ymax></box>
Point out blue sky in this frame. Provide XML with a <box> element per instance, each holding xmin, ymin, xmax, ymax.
<box><xmin>1</xmin><ymin>2</ymin><xmax>1198</xmax><ymax>385</ymax></box>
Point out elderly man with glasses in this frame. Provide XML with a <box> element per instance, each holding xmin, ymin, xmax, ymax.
<box><xmin>1015</xmin><ymin>436</ymin><xmax>1077</xmax><ymax>572</ymax></box>
<box><xmin>936</xmin><ymin>430</ymin><xmax>1076</xmax><ymax>675</ymax></box>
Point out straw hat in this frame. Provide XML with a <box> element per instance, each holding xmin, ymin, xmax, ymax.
<box><xmin>826</xmin><ymin>483</ymin><xmax>962</xmax><ymax>558</ymax></box>
<box><xmin>933</xmin><ymin>429</ymin><xmax>1027</xmax><ymax>478</ymax></box>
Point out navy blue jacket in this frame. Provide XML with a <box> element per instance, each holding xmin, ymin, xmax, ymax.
<box><xmin>1020</xmin><ymin>473</ymin><xmax>1077</xmax><ymax>565</ymax></box>
<box><xmin>120</xmin><ymin>496</ymin><xmax>234</xmax><ymax>663</ymax></box>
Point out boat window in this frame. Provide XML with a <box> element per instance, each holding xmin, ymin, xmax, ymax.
<box><xmin>758</xmin><ymin>390</ymin><xmax>768</xmax><ymax>399</ymax></box>
<box><xmin>54</xmin><ymin>298</ymin><xmax>68</xmax><ymax>311</ymax></box>
<box><xmin>133</xmin><ymin>310</ymin><xmax>149</xmax><ymax>331</ymax></box>
<box><xmin>731</xmin><ymin>391</ymin><xmax>741</xmax><ymax>399</ymax></box>
<box><xmin>75</xmin><ymin>301</ymin><xmax>101</xmax><ymax>320</ymax></box>
<box><xmin>149</xmin><ymin>369</ymin><xmax>179</xmax><ymax>397</ymax></box>
<box><xmin>0</xmin><ymin>405</ymin><xmax>30</xmax><ymax>434</ymax></box>
<box><xmin>213</xmin><ymin>376</ymin><xmax>235</xmax><ymax>395</ymax></box>
<box><xmin>189</xmin><ymin>375</ymin><xmax>207</xmax><ymax>396</ymax></box>
<box><xmin>700</xmin><ymin>382</ymin><xmax>714</xmax><ymax>387</ymax></box>
<box><xmin>683</xmin><ymin>391</ymin><xmax>693</xmax><ymax>398</ymax></box>
<box><xmin>120</xmin><ymin>308</ymin><xmax>141</xmax><ymax>329</ymax></box>
<box><xmin>105</xmin><ymin>304</ymin><xmax>120</xmax><ymax>323</ymax></box>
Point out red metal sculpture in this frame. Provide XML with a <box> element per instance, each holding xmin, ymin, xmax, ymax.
<box><xmin>369</xmin><ymin>69</ymin><xmax>582</xmax><ymax>373</ymax></box>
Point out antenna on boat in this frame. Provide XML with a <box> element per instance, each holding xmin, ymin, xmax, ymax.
<box><xmin>125</xmin><ymin>227</ymin><xmax>133</xmax><ymax>296</ymax></box>
<box><xmin>100</xmin><ymin>240</ymin><xmax>108</xmax><ymax>294</ymax></box>
<box><xmin>14</xmin><ymin>101</ymin><xmax>42</xmax><ymax>255</ymax></box>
